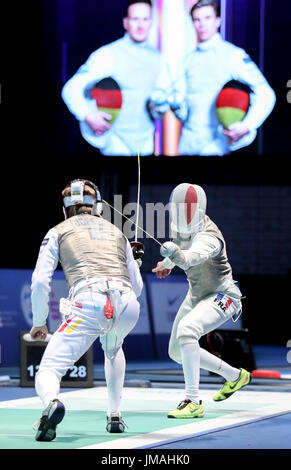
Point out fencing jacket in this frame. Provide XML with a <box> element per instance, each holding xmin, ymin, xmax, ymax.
<box><xmin>159</xmin><ymin>32</ymin><xmax>276</xmax><ymax>155</ymax></box>
<box><xmin>31</xmin><ymin>214</ymin><xmax>143</xmax><ymax>326</ymax></box>
<box><xmin>162</xmin><ymin>215</ymin><xmax>240</xmax><ymax>304</ymax></box>
<box><xmin>62</xmin><ymin>33</ymin><xmax>165</xmax><ymax>156</ymax></box>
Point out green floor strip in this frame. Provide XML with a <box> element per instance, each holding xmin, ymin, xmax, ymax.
<box><xmin>0</xmin><ymin>402</ymin><xmax>270</xmax><ymax>449</ymax></box>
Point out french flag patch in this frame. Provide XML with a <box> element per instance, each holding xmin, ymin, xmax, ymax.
<box><xmin>214</xmin><ymin>293</ymin><xmax>233</xmax><ymax>312</ymax></box>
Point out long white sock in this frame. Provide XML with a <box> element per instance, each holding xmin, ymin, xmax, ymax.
<box><xmin>200</xmin><ymin>347</ymin><xmax>240</xmax><ymax>382</ymax></box>
<box><xmin>104</xmin><ymin>347</ymin><xmax>125</xmax><ymax>416</ymax></box>
<box><xmin>179</xmin><ymin>339</ymin><xmax>200</xmax><ymax>405</ymax></box>
<box><xmin>35</xmin><ymin>370</ymin><xmax>60</xmax><ymax>408</ymax></box>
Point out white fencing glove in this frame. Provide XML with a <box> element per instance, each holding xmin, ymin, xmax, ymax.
<box><xmin>168</xmin><ymin>90</ymin><xmax>188</xmax><ymax>123</ymax></box>
<box><xmin>160</xmin><ymin>242</ymin><xmax>187</xmax><ymax>269</ymax></box>
<box><xmin>160</xmin><ymin>241</ymin><xmax>177</xmax><ymax>257</ymax></box>
<box><xmin>147</xmin><ymin>89</ymin><xmax>170</xmax><ymax>120</ymax></box>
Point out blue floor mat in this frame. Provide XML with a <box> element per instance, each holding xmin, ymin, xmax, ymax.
<box><xmin>152</xmin><ymin>412</ymin><xmax>291</xmax><ymax>449</ymax></box>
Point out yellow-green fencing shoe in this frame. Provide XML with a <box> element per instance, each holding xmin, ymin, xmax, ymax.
<box><xmin>168</xmin><ymin>399</ymin><xmax>204</xmax><ymax>419</ymax></box>
<box><xmin>213</xmin><ymin>368</ymin><xmax>251</xmax><ymax>402</ymax></box>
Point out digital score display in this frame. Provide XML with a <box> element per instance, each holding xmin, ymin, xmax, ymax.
<box><xmin>20</xmin><ymin>332</ymin><xmax>94</xmax><ymax>388</ymax></box>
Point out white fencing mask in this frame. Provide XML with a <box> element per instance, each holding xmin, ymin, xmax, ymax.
<box><xmin>169</xmin><ymin>183</ymin><xmax>207</xmax><ymax>235</ymax></box>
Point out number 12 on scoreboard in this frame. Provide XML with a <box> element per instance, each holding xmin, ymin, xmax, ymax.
<box><xmin>26</xmin><ymin>364</ymin><xmax>87</xmax><ymax>378</ymax></box>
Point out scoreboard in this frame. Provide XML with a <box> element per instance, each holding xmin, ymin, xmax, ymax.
<box><xmin>20</xmin><ymin>331</ymin><xmax>94</xmax><ymax>387</ymax></box>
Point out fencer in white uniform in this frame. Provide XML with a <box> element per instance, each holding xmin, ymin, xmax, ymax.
<box><xmin>152</xmin><ymin>183</ymin><xmax>251</xmax><ymax>418</ymax></box>
<box><xmin>61</xmin><ymin>1</ymin><xmax>166</xmax><ymax>156</ymax></box>
<box><xmin>30</xmin><ymin>179</ymin><xmax>143</xmax><ymax>440</ymax></box>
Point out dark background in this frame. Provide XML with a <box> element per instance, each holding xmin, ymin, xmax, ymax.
<box><xmin>1</xmin><ymin>0</ymin><xmax>291</xmax><ymax>346</ymax></box>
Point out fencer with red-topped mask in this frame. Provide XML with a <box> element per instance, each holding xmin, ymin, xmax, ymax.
<box><xmin>152</xmin><ymin>183</ymin><xmax>251</xmax><ymax>419</ymax></box>
<box><xmin>30</xmin><ymin>179</ymin><xmax>143</xmax><ymax>440</ymax></box>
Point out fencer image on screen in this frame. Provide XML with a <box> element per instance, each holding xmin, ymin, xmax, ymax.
<box><xmin>62</xmin><ymin>1</ymin><xmax>163</xmax><ymax>156</ymax></box>
<box><xmin>60</xmin><ymin>0</ymin><xmax>276</xmax><ymax>157</ymax></box>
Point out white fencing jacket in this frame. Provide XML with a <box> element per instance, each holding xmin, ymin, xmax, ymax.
<box><xmin>167</xmin><ymin>33</ymin><xmax>276</xmax><ymax>155</ymax></box>
<box><xmin>62</xmin><ymin>34</ymin><xmax>165</xmax><ymax>156</ymax></box>
<box><xmin>31</xmin><ymin>226</ymin><xmax>143</xmax><ymax>327</ymax></box>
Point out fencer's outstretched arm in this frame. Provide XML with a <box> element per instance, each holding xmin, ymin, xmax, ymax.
<box><xmin>31</xmin><ymin>228</ymin><xmax>59</xmax><ymax>327</ymax></box>
<box><xmin>161</xmin><ymin>233</ymin><xmax>222</xmax><ymax>271</ymax></box>
<box><xmin>126</xmin><ymin>240</ymin><xmax>143</xmax><ymax>298</ymax></box>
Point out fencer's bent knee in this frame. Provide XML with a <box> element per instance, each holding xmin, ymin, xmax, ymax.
<box><xmin>35</xmin><ymin>368</ymin><xmax>61</xmax><ymax>383</ymax></box>
<box><xmin>177</xmin><ymin>319</ymin><xmax>202</xmax><ymax>342</ymax></box>
<box><xmin>100</xmin><ymin>333</ymin><xmax>123</xmax><ymax>360</ymax></box>
<box><xmin>178</xmin><ymin>336</ymin><xmax>198</xmax><ymax>345</ymax></box>
<box><xmin>103</xmin><ymin>347</ymin><xmax>122</xmax><ymax>360</ymax></box>
<box><xmin>168</xmin><ymin>337</ymin><xmax>198</xmax><ymax>364</ymax></box>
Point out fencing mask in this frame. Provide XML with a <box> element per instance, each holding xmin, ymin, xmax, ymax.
<box><xmin>169</xmin><ymin>183</ymin><xmax>207</xmax><ymax>235</ymax></box>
